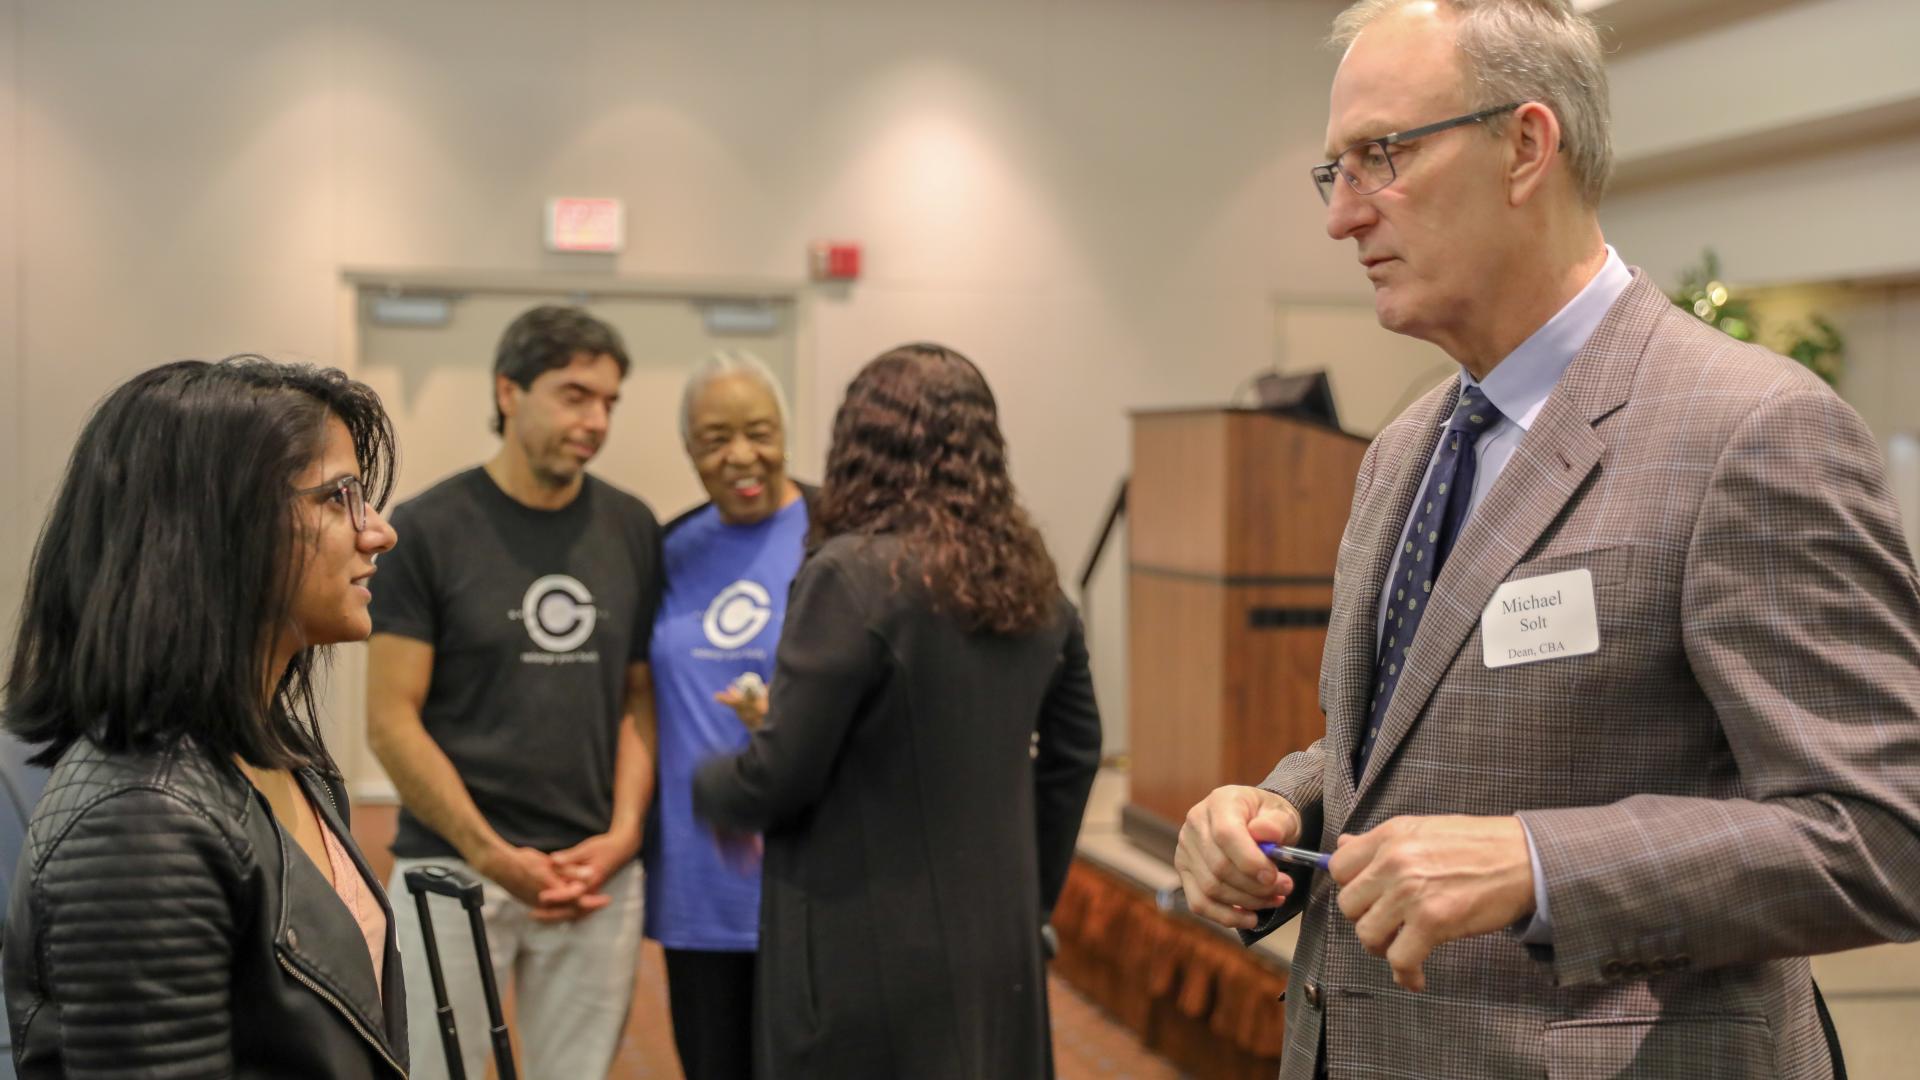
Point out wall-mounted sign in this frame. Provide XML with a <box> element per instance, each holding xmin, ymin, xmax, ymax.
<box><xmin>368</xmin><ymin>293</ymin><xmax>452</xmax><ymax>327</ymax></box>
<box><xmin>701</xmin><ymin>300</ymin><xmax>782</xmax><ymax>336</ymax></box>
<box><xmin>546</xmin><ymin>197</ymin><xmax>626</xmax><ymax>253</ymax></box>
<box><xmin>808</xmin><ymin>241</ymin><xmax>861</xmax><ymax>281</ymax></box>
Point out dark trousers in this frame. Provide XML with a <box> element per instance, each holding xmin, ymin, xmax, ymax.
<box><xmin>663</xmin><ymin>947</ymin><xmax>757</xmax><ymax>1080</ymax></box>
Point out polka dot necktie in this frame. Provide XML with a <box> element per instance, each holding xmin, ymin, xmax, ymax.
<box><xmin>1353</xmin><ymin>384</ymin><xmax>1504</xmax><ymax>782</ymax></box>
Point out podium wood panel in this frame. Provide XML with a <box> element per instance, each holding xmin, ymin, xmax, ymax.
<box><xmin>1125</xmin><ymin>410</ymin><xmax>1365</xmax><ymax>853</ymax></box>
<box><xmin>1225</xmin><ymin>585</ymin><xmax>1333</xmax><ymax>793</ymax></box>
<box><xmin>1126</xmin><ymin>572</ymin><xmax>1225</xmax><ymax>826</ymax></box>
<box><xmin>1128</xmin><ymin>412</ymin><xmax>1231</xmax><ymax>575</ymax></box>
<box><xmin>1131</xmin><ymin>410</ymin><xmax>1366</xmax><ymax>578</ymax></box>
<box><xmin>1127</xmin><ymin>574</ymin><xmax>1333</xmax><ymax>828</ymax></box>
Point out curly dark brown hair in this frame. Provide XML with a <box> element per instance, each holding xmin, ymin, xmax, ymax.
<box><xmin>816</xmin><ymin>343</ymin><xmax>1059</xmax><ymax>636</ymax></box>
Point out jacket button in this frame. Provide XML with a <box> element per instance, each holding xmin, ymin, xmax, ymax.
<box><xmin>1626</xmin><ymin>960</ymin><xmax>1648</xmax><ymax>978</ymax></box>
<box><xmin>1672</xmin><ymin>953</ymin><xmax>1692</xmax><ymax>970</ymax></box>
<box><xmin>1304</xmin><ymin>980</ymin><xmax>1323</xmax><ymax>1008</ymax></box>
<box><xmin>1601</xmin><ymin>960</ymin><xmax>1624</xmax><ymax>980</ymax></box>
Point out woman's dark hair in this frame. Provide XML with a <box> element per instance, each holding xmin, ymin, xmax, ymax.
<box><xmin>4</xmin><ymin>357</ymin><xmax>397</xmax><ymax>770</ymax></box>
<box><xmin>816</xmin><ymin>343</ymin><xmax>1058</xmax><ymax>635</ymax></box>
<box><xmin>492</xmin><ymin>305</ymin><xmax>630</xmax><ymax>435</ymax></box>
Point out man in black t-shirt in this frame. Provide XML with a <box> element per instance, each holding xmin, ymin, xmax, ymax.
<box><xmin>368</xmin><ymin>305</ymin><xmax>662</xmax><ymax>1079</ymax></box>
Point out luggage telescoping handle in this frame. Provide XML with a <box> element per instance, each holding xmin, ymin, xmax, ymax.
<box><xmin>403</xmin><ymin>866</ymin><xmax>518</xmax><ymax>1080</ymax></box>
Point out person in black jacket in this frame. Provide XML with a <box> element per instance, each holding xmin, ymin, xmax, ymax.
<box><xmin>3</xmin><ymin>357</ymin><xmax>408</xmax><ymax>1078</ymax></box>
<box><xmin>694</xmin><ymin>342</ymin><xmax>1104</xmax><ymax>1080</ymax></box>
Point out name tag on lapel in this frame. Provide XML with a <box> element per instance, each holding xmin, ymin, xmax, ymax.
<box><xmin>1481</xmin><ymin>568</ymin><xmax>1599</xmax><ymax>669</ymax></box>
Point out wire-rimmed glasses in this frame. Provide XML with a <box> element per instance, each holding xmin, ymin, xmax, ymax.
<box><xmin>1312</xmin><ymin>102</ymin><xmax>1522</xmax><ymax>204</ymax></box>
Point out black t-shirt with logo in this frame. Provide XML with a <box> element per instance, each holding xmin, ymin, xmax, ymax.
<box><xmin>371</xmin><ymin>467</ymin><xmax>663</xmax><ymax>858</ymax></box>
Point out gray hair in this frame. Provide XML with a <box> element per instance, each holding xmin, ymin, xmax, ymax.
<box><xmin>1331</xmin><ymin>0</ymin><xmax>1612</xmax><ymax>206</ymax></box>
<box><xmin>679</xmin><ymin>348</ymin><xmax>791</xmax><ymax>448</ymax></box>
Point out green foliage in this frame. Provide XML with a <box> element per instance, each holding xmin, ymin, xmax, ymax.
<box><xmin>1669</xmin><ymin>249</ymin><xmax>1844</xmax><ymax>386</ymax></box>
<box><xmin>1784</xmin><ymin>316</ymin><xmax>1844</xmax><ymax>387</ymax></box>
<box><xmin>1671</xmin><ymin>249</ymin><xmax>1754</xmax><ymax>341</ymax></box>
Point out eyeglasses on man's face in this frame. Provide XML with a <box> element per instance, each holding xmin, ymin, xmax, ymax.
<box><xmin>1312</xmin><ymin>102</ymin><xmax>1523</xmax><ymax>205</ymax></box>
<box><xmin>296</xmin><ymin>474</ymin><xmax>369</xmax><ymax>533</ymax></box>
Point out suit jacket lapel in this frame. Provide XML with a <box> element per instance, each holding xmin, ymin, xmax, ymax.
<box><xmin>1330</xmin><ymin>382</ymin><xmax>1459</xmax><ymax>812</ymax></box>
<box><xmin>1350</xmin><ymin>272</ymin><xmax>1664</xmax><ymax>805</ymax></box>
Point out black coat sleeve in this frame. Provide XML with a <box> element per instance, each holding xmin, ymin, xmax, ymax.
<box><xmin>693</xmin><ymin>555</ymin><xmax>884</xmax><ymax>833</ymax></box>
<box><xmin>30</xmin><ymin>787</ymin><xmax>242</xmax><ymax>1078</ymax></box>
<box><xmin>1033</xmin><ymin>604</ymin><xmax>1102</xmax><ymax>918</ymax></box>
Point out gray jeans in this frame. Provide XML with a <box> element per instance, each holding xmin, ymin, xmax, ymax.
<box><xmin>390</xmin><ymin>857</ymin><xmax>643</xmax><ymax>1080</ymax></box>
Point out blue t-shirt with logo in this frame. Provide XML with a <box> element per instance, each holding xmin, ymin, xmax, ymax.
<box><xmin>645</xmin><ymin>497</ymin><xmax>809</xmax><ymax>950</ymax></box>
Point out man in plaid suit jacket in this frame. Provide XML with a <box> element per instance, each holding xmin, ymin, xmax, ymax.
<box><xmin>1175</xmin><ymin>2</ymin><xmax>1920</xmax><ymax>1077</ymax></box>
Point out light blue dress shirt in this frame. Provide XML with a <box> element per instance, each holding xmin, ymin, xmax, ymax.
<box><xmin>1371</xmin><ymin>246</ymin><xmax>1631</xmax><ymax>944</ymax></box>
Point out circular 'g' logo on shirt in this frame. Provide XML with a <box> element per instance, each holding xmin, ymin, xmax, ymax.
<box><xmin>522</xmin><ymin>574</ymin><xmax>597</xmax><ymax>653</ymax></box>
<box><xmin>703</xmin><ymin>580</ymin><xmax>772</xmax><ymax>650</ymax></box>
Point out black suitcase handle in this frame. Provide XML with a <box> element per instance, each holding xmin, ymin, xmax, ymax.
<box><xmin>406</xmin><ymin>864</ymin><xmax>487</xmax><ymax>909</ymax></box>
<box><xmin>404</xmin><ymin>866</ymin><xmax>516</xmax><ymax>1080</ymax></box>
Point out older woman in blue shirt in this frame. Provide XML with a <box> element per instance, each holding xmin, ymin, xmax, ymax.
<box><xmin>643</xmin><ymin>349</ymin><xmax>809</xmax><ymax>1080</ymax></box>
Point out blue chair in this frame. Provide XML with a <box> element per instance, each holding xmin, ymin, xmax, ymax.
<box><xmin>0</xmin><ymin>733</ymin><xmax>49</xmax><ymax>1078</ymax></box>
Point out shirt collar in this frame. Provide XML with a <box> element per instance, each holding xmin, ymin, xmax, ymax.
<box><xmin>1463</xmin><ymin>245</ymin><xmax>1630</xmax><ymax>432</ymax></box>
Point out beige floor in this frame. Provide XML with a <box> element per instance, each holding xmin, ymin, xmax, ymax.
<box><xmin>1079</xmin><ymin>768</ymin><xmax>1920</xmax><ymax>1078</ymax></box>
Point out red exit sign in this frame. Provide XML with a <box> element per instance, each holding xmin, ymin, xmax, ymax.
<box><xmin>545</xmin><ymin>197</ymin><xmax>625</xmax><ymax>253</ymax></box>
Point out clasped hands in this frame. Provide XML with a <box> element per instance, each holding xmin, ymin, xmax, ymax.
<box><xmin>1174</xmin><ymin>785</ymin><xmax>1535</xmax><ymax>992</ymax></box>
<box><xmin>471</xmin><ymin>826</ymin><xmax>640</xmax><ymax>923</ymax></box>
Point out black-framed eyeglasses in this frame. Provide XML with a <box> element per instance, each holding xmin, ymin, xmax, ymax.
<box><xmin>296</xmin><ymin>475</ymin><xmax>369</xmax><ymax>532</ymax></box>
<box><xmin>1311</xmin><ymin>102</ymin><xmax>1523</xmax><ymax>204</ymax></box>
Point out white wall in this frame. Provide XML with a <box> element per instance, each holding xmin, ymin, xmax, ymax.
<box><xmin>0</xmin><ymin>0</ymin><xmax>22</xmax><ymax>667</ymax></box>
<box><xmin>0</xmin><ymin>0</ymin><xmax>1368</xmax><ymax>769</ymax></box>
<box><xmin>1598</xmin><ymin>0</ymin><xmax>1920</xmax><ymax>287</ymax></box>
<box><xmin>1603</xmin><ymin>135</ymin><xmax>1920</xmax><ymax>289</ymax></box>
<box><xmin>1604</xmin><ymin>0</ymin><xmax>1920</xmax><ymax>165</ymax></box>
<box><xmin>1274</xmin><ymin>300</ymin><xmax>1452</xmax><ymax>438</ymax></box>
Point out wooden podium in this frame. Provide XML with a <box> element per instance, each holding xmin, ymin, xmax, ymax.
<box><xmin>1122</xmin><ymin>408</ymin><xmax>1369</xmax><ymax>861</ymax></box>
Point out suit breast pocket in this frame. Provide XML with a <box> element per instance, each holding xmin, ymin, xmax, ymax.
<box><xmin>1505</xmin><ymin>542</ymin><xmax>1636</xmax><ymax>590</ymax></box>
<box><xmin>1546</xmin><ymin>1015</ymin><xmax>1774</xmax><ymax>1080</ymax></box>
<box><xmin>1491</xmin><ymin>543</ymin><xmax>1672</xmax><ymax>675</ymax></box>
<box><xmin>1477</xmin><ymin>544</ymin><xmax>1647</xmax><ymax>684</ymax></box>
<box><xmin>1433</xmin><ymin>544</ymin><xmax>1684</xmax><ymax>804</ymax></box>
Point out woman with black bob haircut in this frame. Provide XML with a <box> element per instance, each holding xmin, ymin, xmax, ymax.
<box><xmin>4</xmin><ymin>357</ymin><xmax>409</xmax><ymax>1077</ymax></box>
<box><xmin>694</xmin><ymin>342</ymin><xmax>1103</xmax><ymax>1079</ymax></box>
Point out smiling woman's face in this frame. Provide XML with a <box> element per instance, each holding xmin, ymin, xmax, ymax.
<box><xmin>286</xmin><ymin>415</ymin><xmax>396</xmax><ymax>649</ymax></box>
<box><xmin>686</xmin><ymin>372</ymin><xmax>789</xmax><ymax>526</ymax></box>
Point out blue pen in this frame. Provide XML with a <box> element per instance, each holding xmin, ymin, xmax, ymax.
<box><xmin>1260</xmin><ymin>842</ymin><xmax>1333</xmax><ymax>872</ymax></box>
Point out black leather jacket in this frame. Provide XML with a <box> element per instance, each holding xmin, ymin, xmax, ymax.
<box><xmin>4</xmin><ymin>736</ymin><xmax>409</xmax><ymax>1077</ymax></box>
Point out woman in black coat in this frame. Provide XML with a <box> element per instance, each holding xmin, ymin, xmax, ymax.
<box><xmin>694</xmin><ymin>342</ymin><xmax>1103</xmax><ymax>1079</ymax></box>
<box><xmin>3</xmin><ymin>358</ymin><xmax>408</xmax><ymax>1077</ymax></box>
